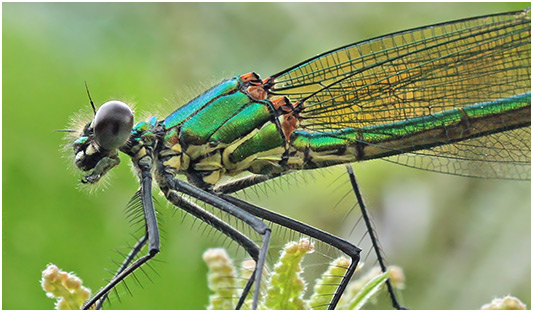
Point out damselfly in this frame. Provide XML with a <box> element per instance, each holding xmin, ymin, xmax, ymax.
<box><xmin>65</xmin><ymin>8</ymin><xmax>530</xmax><ymax>309</ymax></box>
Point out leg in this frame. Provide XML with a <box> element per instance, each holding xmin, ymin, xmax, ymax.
<box><xmin>95</xmin><ymin>235</ymin><xmax>148</xmax><ymax>309</ymax></box>
<box><xmin>161</xmin><ymin>185</ymin><xmax>263</xmax><ymax>309</ymax></box>
<box><xmin>213</xmin><ymin>173</ymin><xmax>284</xmax><ymax>194</ymax></box>
<box><xmin>217</xmin><ymin>168</ymin><xmax>405</xmax><ymax>309</ymax></box>
<box><xmin>83</xmin><ymin>164</ymin><xmax>159</xmax><ymax>309</ymax></box>
<box><xmin>95</xmin><ymin>192</ymin><xmax>151</xmax><ymax>308</ymax></box>
<box><xmin>217</xmin><ymin>193</ymin><xmax>361</xmax><ymax>310</ymax></box>
<box><xmin>345</xmin><ymin>164</ymin><xmax>406</xmax><ymax>310</ymax></box>
<box><xmin>161</xmin><ymin>173</ymin><xmax>271</xmax><ymax>310</ymax></box>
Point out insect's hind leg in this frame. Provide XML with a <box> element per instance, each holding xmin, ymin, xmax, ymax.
<box><xmin>345</xmin><ymin>164</ymin><xmax>407</xmax><ymax>310</ymax></box>
<box><xmin>217</xmin><ymin>193</ymin><xmax>361</xmax><ymax>310</ymax></box>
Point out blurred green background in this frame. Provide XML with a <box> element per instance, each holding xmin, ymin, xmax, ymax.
<box><xmin>3</xmin><ymin>2</ymin><xmax>530</xmax><ymax>309</ymax></box>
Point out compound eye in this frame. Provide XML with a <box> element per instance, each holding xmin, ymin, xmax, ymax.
<box><xmin>93</xmin><ymin>101</ymin><xmax>133</xmax><ymax>150</ymax></box>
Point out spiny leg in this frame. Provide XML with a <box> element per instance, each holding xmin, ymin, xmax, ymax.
<box><xmin>161</xmin><ymin>186</ymin><xmax>262</xmax><ymax>309</ymax></box>
<box><xmin>94</xmin><ymin>192</ymin><xmax>152</xmax><ymax>309</ymax></box>
<box><xmin>345</xmin><ymin>164</ymin><xmax>406</xmax><ymax>310</ymax></box>
<box><xmin>213</xmin><ymin>173</ymin><xmax>284</xmax><ymax>194</ymax></box>
<box><xmin>161</xmin><ymin>173</ymin><xmax>271</xmax><ymax>310</ymax></box>
<box><xmin>95</xmin><ymin>235</ymin><xmax>148</xmax><ymax>309</ymax></box>
<box><xmin>217</xmin><ymin>193</ymin><xmax>360</xmax><ymax>310</ymax></box>
<box><xmin>83</xmin><ymin>163</ymin><xmax>159</xmax><ymax>309</ymax></box>
<box><xmin>217</xmin><ymin>168</ymin><xmax>404</xmax><ymax>309</ymax></box>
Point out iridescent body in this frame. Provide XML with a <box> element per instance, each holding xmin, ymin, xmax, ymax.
<box><xmin>73</xmin><ymin>74</ymin><xmax>531</xmax><ymax>188</ymax></box>
<box><xmin>153</xmin><ymin>73</ymin><xmax>530</xmax><ymax>190</ymax></box>
<box><xmin>69</xmin><ymin>9</ymin><xmax>531</xmax><ymax>310</ymax></box>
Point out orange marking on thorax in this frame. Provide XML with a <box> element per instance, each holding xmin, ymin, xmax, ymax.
<box><xmin>281</xmin><ymin>113</ymin><xmax>299</xmax><ymax>141</ymax></box>
<box><xmin>247</xmin><ymin>85</ymin><xmax>267</xmax><ymax>100</ymax></box>
<box><xmin>240</xmin><ymin>72</ymin><xmax>261</xmax><ymax>83</ymax></box>
<box><xmin>272</xmin><ymin>97</ymin><xmax>302</xmax><ymax>141</ymax></box>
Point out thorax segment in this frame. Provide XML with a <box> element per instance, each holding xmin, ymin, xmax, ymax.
<box><xmin>154</xmin><ymin>73</ymin><xmax>300</xmax><ymax>188</ymax></box>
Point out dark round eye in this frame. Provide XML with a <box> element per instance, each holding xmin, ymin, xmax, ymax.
<box><xmin>93</xmin><ymin>101</ymin><xmax>133</xmax><ymax>150</ymax></box>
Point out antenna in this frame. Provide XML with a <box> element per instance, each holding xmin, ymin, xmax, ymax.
<box><xmin>84</xmin><ymin>81</ymin><xmax>97</xmax><ymax>115</ymax></box>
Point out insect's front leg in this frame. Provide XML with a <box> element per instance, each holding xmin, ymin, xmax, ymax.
<box><xmin>83</xmin><ymin>151</ymin><xmax>160</xmax><ymax>309</ymax></box>
<box><xmin>93</xmin><ymin>234</ymin><xmax>149</xmax><ymax>309</ymax></box>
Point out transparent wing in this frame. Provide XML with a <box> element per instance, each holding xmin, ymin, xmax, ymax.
<box><xmin>268</xmin><ymin>10</ymin><xmax>531</xmax><ymax>180</ymax></box>
<box><xmin>384</xmin><ymin>127</ymin><xmax>530</xmax><ymax>180</ymax></box>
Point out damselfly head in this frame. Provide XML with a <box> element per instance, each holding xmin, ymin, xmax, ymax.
<box><xmin>71</xmin><ymin>101</ymin><xmax>134</xmax><ymax>184</ymax></box>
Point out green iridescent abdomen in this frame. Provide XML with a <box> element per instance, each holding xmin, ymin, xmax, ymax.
<box><xmin>287</xmin><ymin>92</ymin><xmax>530</xmax><ymax>170</ymax></box>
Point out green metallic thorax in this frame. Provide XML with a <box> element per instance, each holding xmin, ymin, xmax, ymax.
<box><xmin>155</xmin><ymin>74</ymin><xmax>289</xmax><ymax>188</ymax></box>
